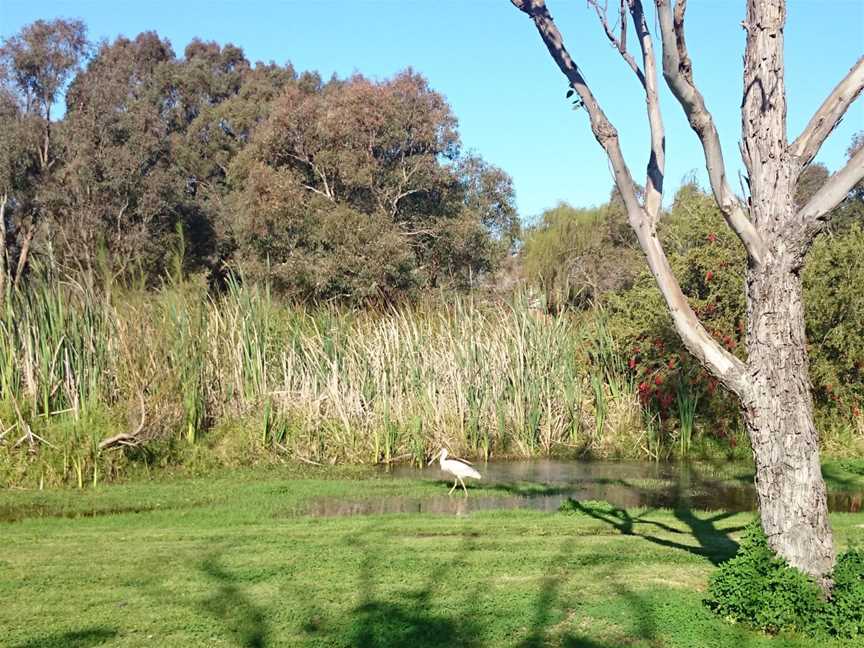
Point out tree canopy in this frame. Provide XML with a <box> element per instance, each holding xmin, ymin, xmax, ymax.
<box><xmin>0</xmin><ymin>21</ymin><xmax>519</xmax><ymax>300</ymax></box>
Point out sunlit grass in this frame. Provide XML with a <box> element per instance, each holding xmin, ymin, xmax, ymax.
<box><xmin>1</xmin><ymin>470</ymin><xmax>862</xmax><ymax>647</ymax></box>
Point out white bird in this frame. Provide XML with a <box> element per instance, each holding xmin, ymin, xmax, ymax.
<box><xmin>429</xmin><ymin>448</ymin><xmax>482</xmax><ymax>496</ymax></box>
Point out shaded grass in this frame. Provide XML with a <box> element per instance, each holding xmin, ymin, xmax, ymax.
<box><xmin>1</xmin><ymin>471</ymin><xmax>863</xmax><ymax>647</ymax></box>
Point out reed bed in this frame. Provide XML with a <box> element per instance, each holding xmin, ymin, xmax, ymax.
<box><xmin>0</xmin><ymin>273</ymin><xmax>680</xmax><ymax>487</ymax></box>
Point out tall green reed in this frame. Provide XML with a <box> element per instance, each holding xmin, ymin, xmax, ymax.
<box><xmin>2</xmin><ymin>273</ymin><xmax>683</xmax><ymax>487</ymax></box>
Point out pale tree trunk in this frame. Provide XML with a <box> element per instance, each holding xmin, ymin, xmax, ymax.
<box><xmin>739</xmin><ymin>0</ymin><xmax>834</xmax><ymax>581</ymax></box>
<box><xmin>510</xmin><ymin>0</ymin><xmax>864</xmax><ymax>585</ymax></box>
<box><xmin>744</xmin><ymin>256</ymin><xmax>834</xmax><ymax>580</ymax></box>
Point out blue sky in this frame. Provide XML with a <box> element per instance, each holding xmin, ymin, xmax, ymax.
<box><xmin>2</xmin><ymin>0</ymin><xmax>862</xmax><ymax>220</ymax></box>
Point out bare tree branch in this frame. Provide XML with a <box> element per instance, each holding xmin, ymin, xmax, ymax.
<box><xmin>12</xmin><ymin>223</ymin><xmax>34</xmax><ymax>291</ymax></box>
<box><xmin>588</xmin><ymin>0</ymin><xmax>662</xmax><ymax>220</ymax></box>
<box><xmin>790</xmin><ymin>56</ymin><xmax>864</xmax><ymax>167</ymax></box>
<box><xmin>619</xmin><ymin>0</ymin><xmax>628</xmax><ymax>53</ymax></box>
<box><xmin>628</xmin><ymin>0</ymin><xmax>664</xmax><ymax>222</ymax></box>
<box><xmin>588</xmin><ymin>0</ymin><xmax>646</xmax><ymax>88</ymax></box>
<box><xmin>654</xmin><ymin>0</ymin><xmax>767</xmax><ymax>266</ymax></box>
<box><xmin>791</xmin><ymin>144</ymin><xmax>864</xmax><ymax>251</ymax></box>
<box><xmin>99</xmin><ymin>393</ymin><xmax>146</xmax><ymax>450</ymax></box>
<box><xmin>509</xmin><ymin>1</ymin><xmax>642</xmax><ymax>211</ymax></box>
<box><xmin>510</xmin><ymin>0</ymin><xmax>749</xmax><ymax>395</ymax></box>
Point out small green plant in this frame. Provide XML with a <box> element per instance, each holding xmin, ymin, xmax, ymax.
<box><xmin>824</xmin><ymin>548</ymin><xmax>864</xmax><ymax>638</ymax></box>
<box><xmin>705</xmin><ymin>521</ymin><xmax>824</xmax><ymax>634</ymax></box>
<box><xmin>706</xmin><ymin>521</ymin><xmax>864</xmax><ymax>638</ymax></box>
<box><xmin>676</xmin><ymin>372</ymin><xmax>699</xmax><ymax>456</ymax></box>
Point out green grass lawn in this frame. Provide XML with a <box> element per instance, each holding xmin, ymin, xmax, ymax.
<box><xmin>1</xmin><ymin>468</ymin><xmax>863</xmax><ymax>647</ymax></box>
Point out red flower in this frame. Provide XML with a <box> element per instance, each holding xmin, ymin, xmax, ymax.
<box><xmin>705</xmin><ymin>270</ymin><xmax>714</xmax><ymax>282</ymax></box>
<box><xmin>628</xmin><ymin>357</ymin><xmax>637</xmax><ymax>369</ymax></box>
<box><xmin>637</xmin><ymin>382</ymin><xmax>651</xmax><ymax>405</ymax></box>
<box><xmin>852</xmin><ymin>406</ymin><xmax>860</xmax><ymax>418</ymax></box>
<box><xmin>707</xmin><ymin>232</ymin><xmax>717</xmax><ymax>244</ymax></box>
<box><xmin>654</xmin><ymin>374</ymin><xmax>664</xmax><ymax>386</ymax></box>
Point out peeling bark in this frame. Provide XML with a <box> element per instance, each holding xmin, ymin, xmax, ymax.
<box><xmin>737</xmin><ymin>1</ymin><xmax>836</xmax><ymax>582</ymax></box>
<box><xmin>744</xmin><ymin>258</ymin><xmax>835</xmax><ymax>582</ymax></box>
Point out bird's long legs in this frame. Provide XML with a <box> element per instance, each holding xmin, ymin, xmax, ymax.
<box><xmin>449</xmin><ymin>477</ymin><xmax>459</xmax><ymax>496</ymax></box>
<box><xmin>458</xmin><ymin>476</ymin><xmax>468</xmax><ymax>497</ymax></box>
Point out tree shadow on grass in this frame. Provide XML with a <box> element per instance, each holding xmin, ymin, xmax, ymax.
<box><xmin>514</xmin><ymin>538</ymin><xmax>669</xmax><ymax>648</ymax></box>
<box><xmin>11</xmin><ymin>627</ymin><xmax>118</xmax><ymax>648</ymax></box>
<box><xmin>345</xmin><ymin>529</ymin><xmax>483</xmax><ymax>648</ymax></box>
<box><xmin>199</xmin><ymin>554</ymin><xmax>270</xmax><ymax>648</ymax></box>
<box><xmin>516</xmin><ymin>537</ymin><xmax>575</xmax><ymax>648</ymax></box>
<box><xmin>563</xmin><ymin>498</ymin><xmax>741</xmax><ymax>566</ymax></box>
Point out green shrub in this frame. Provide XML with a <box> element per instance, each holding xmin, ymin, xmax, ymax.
<box><xmin>705</xmin><ymin>521</ymin><xmax>824</xmax><ymax>634</ymax></box>
<box><xmin>825</xmin><ymin>548</ymin><xmax>864</xmax><ymax>638</ymax></box>
<box><xmin>804</xmin><ymin>223</ymin><xmax>864</xmax><ymax>424</ymax></box>
<box><xmin>706</xmin><ymin>521</ymin><xmax>864</xmax><ymax>638</ymax></box>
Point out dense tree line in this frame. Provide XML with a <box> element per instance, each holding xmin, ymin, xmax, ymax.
<box><xmin>0</xmin><ymin>20</ymin><xmax>518</xmax><ymax>301</ymax></box>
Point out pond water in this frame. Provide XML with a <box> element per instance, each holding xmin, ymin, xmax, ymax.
<box><xmin>305</xmin><ymin>459</ymin><xmax>864</xmax><ymax>517</ymax></box>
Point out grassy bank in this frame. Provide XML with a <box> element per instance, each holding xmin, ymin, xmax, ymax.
<box><xmin>2</xmin><ymin>469</ymin><xmax>863</xmax><ymax>647</ymax></box>
<box><xmin>1</xmin><ymin>273</ymin><xmax>861</xmax><ymax>488</ymax></box>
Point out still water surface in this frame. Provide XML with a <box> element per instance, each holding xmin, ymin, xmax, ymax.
<box><xmin>306</xmin><ymin>459</ymin><xmax>864</xmax><ymax>517</ymax></box>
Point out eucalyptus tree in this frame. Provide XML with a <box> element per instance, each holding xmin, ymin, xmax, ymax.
<box><xmin>174</xmin><ymin>55</ymin><xmax>297</xmax><ymax>274</ymax></box>
<box><xmin>56</xmin><ymin>35</ymin><xmax>281</xmax><ymax>281</ymax></box>
<box><xmin>0</xmin><ymin>80</ymin><xmax>37</xmax><ymax>295</ymax></box>
<box><xmin>0</xmin><ymin>19</ymin><xmax>87</xmax><ymax>288</ymax></box>
<box><xmin>233</xmin><ymin>70</ymin><xmax>518</xmax><ymax>300</ymax></box>
<box><xmin>57</xmin><ymin>32</ymin><xmax>182</xmax><ymax>279</ymax></box>
<box><xmin>510</xmin><ymin>0</ymin><xmax>863</xmax><ymax>583</ymax></box>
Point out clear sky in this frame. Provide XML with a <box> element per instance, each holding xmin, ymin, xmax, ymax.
<box><xmin>2</xmin><ymin>0</ymin><xmax>862</xmax><ymax>221</ymax></box>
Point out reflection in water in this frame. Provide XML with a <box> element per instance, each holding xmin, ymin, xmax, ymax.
<box><xmin>302</xmin><ymin>459</ymin><xmax>863</xmax><ymax>518</ymax></box>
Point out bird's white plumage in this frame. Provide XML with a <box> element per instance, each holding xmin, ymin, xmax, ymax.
<box><xmin>430</xmin><ymin>448</ymin><xmax>481</xmax><ymax>496</ymax></box>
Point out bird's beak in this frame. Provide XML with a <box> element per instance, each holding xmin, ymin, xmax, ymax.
<box><xmin>427</xmin><ymin>451</ymin><xmax>439</xmax><ymax>466</ymax></box>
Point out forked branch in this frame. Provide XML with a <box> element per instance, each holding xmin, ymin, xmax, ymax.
<box><xmin>628</xmin><ymin>0</ymin><xmax>665</xmax><ymax>222</ymax></box>
<box><xmin>510</xmin><ymin>0</ymin><xmax>750</xmax><ymax>396</ymax></box>
<box><xmin>584</xmin><ymin>1</ymin><xmax>665</xmax><ymax>220</ymax></box>
<box><xmin>654</xmin><ymin>0</ymin><xmax>767</xmax><ymax>266</ymax></box>
<box><xmin>790</xmin><ymin>57</ymin><xmax>864</xmax><ymax>167</ymax></box>
<box><xmin>588</xmin><ymin>0</ymin><xmax>646</xmax><ymax>89</ymax></box>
